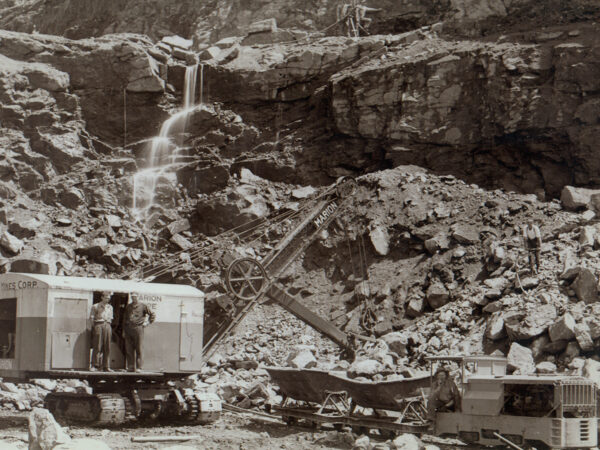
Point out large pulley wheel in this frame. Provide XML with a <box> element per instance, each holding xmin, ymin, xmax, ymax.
<box><xmin>335</xmin><ymin>176</ymin><xmax>358</xmax><ymax>198</ymax></box>
<box><xmin>226</xmin><ymin>257</ymin><xmax>268</xmax><ymax>301</ymax></box>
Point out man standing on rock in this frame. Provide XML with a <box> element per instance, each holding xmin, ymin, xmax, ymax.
<box><xmin>522</xmin><ymin>220</ymin><xmax>542</xmax><ymax>274</ymax></box>
<box><xmin>90</xmin><ymin>292</ymin><xmax>113</xmax><ymax>371</ymax></box>
<box><xmin>124</xmin><ymin>293</ymin><xmax>155</xmax><ymax>372</ymax></box>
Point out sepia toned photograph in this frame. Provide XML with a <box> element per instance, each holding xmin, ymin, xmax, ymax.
<box><xmin>0</xmin><ymin>1</ymin><xmax>599</xmax><ymax>449</ymax></box>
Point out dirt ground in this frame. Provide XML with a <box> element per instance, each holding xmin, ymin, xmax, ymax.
<box><xmin>0</xmin><ymin>409</ymin><xmax>461</xmax><ymax>450</ymax></box>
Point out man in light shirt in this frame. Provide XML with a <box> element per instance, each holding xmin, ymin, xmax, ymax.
<box><xmin>90</xmin><ymin>292</ymin><xmax>113</xmax><ymax>371</ymax></box>
<box><xmin>522</xmin><ymin>220</ymin><xmax>542</xmax><ymax>274</ymax></box>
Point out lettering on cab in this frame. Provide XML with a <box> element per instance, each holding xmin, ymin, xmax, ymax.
<box><xmin>1</xmin><ymin>280</ymin><xmax>38</xmax><ymax>290</ymax></box>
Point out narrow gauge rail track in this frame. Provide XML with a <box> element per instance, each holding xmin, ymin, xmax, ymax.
<box><xmin>223</xmin><ymin>403</ymin><xmax>490</xmax><ymax>450</ymax></box>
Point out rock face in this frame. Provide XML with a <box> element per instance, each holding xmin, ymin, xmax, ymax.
<box><xmin>329</xmin><ymin>25</ymin><xmax>600</xmax><ymax>195</ymax></box>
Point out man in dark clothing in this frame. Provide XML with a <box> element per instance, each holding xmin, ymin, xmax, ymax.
<box><xmin>124</xmin><ymin>293</ymin><xmax>156</xmax><ymax>372</ymax></box>
<box><xmin>427</xmin><ymin>367</ymin><xmax>461</xmax><ymax>421</ymax></box>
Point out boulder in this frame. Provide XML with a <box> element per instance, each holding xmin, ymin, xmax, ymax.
<box><xmin>291</xmin><ymin>186</ymin><xmax>317</xmax><ymax>199</ymax></box>
<box><xmin>220</xmin><ymin>383</ymin><xmax>244</xmax><ymax>403</ymax></box>
<box><xmin>105</xmin><ymin>214</ymin><xmax>122</xmax><ymax>229</ymax></box>
<box><xmin>560</xmin><ymin>266</ymin><xmax>581</xmax><ymax>282</ymax></box>
<box><xmin>579</xmin><ymin>225</ymin><xmax>596</xmax><ymax>248</ymax></box>
<box><xmin>572</xmin><ymin>268</ymin><xmax>599</xmax><ymax>303</ymax></box>
<box><xmin>483</xmin><ymin>277</ymin><xmax>509</xmax><ymax>290</ymax></box>
<box><xmin>352</xmin><ymin>435</ymin><xmax>371</xmax><ymax>450</ymax></box>
<box><xmin>582</xmin><ymin>209</ymin><xmax>596</xmax><ymax>221</ymax></box>
<box><xmin>542</xmin><ymin>339</ymin><xmax>568</xmax><ymax>354</ymax></box>
<box><xmin>32</xmin><ymin>379</ymin><xmax>57</xmax><ymax>391</ymax></box>
<box><xmin>354</xmin><ymin>281</ymin><xmax>371</xmax><ymax>300</ymax></box>
<box><xmin>590</xmin><ymin>193</ymin><xmax>600</xmax><ymax>215</ymax></box>
<box><xmin>586</xmin><ymin>317</ymin><xmax>600</xmax><ymax>339</ymax></box>
<box><xmin>348</xmin><ymin>359</ymin><xmax>384</xmax><ymax>378</ymax></box>
<box><xmin>162</xmin><ymin>35</ymin><xmax>193</xmax><ymax>50</ymax></box>
<box><xmin>286</xmin><ymin>349</ymin><xmax>317</xmax><ymax>369</ymax></box>
<box><xmin>172</xmin><ymin>47</ymin><xmax>197</xmax><ymax>64</ymax></box>
<box><xmin>0</xmin><ymin>231</ymin><xmax>24</xmax><ymax>255</ymax></box>
<box><xmin>58</xmin><ymin>188</ymin><xmax>86</xmax><ymax>209</ymax></box>
<box><xmin>548</xmin><ymin>313</ymin><xmax>576</xmax><ymax>342</ymax></box>
<box><xmin>369</xmin><ymin>225</ymin><xmax>390</xmax><ymax>256</ymax></box>
<box><xmin>569</xmin><ymin>357</ymin><xmax>586</xmax><ymax>371</ymax></box>
<box><xmin>426</xmin><ymin>281</ymin><xmax>450</xmax><ymax>309</ymax></box>
<box><xmin>561</xmin><ymin>341</ymin><xmax>581</xmax><ymax>361</ymax></box>
<box><xmin>75</xmin><ymin>237</ymin><xmax>108</xmax><ymax>259</ymax></box>
<box><xmin>380</xmin><ymin>332</ymin><xmax>408</xmax><ymax>356</ymax></box>
<box><xmin>559</xmin><ymin>250</ymin><xmax>578</xmax><ymax>281</ymax></box>
<box><xmin>503</xmin><ymin>305</ymin><xmax>556</xmax><ymax>341</ymax></box>
<box><xmin>8</xmin><ymin>218</ymin><xmax>40</xmax><ymax>239</ymax></box>
<box><xmin>406</xmin><ymin>297</ymin><xmax>425</xmax><ymax>317</ymax></box>
<box><xmin>561</xmin><ymin>186</ymin><xmax>600</xmax><ymax>211</ymax></box>
<box><xmin>424</xmin><ymin>233</ymin><xmax>450</xmax><ymax>254</ymax></box>
<box><xmin>244</xmin><ymin>382</ymin><xmax>275</xmax><ymax>402</ymax></box>
<box><xmin>516</xmin><ymin>276</ymin><xmax>539</xmax><ymax>290</ymax></box>
<box><xmin>536</xmin><ymin>361</ymin><xmax>557</xmax><ymax>374</ymax></box>
<box><xmin>100</xmin><ymin>244</ymin><xmax>128</xmax><ymax>268</ymax></box>
<box><xmin>199</xmin><ymin>46</ymin><xmax>221</xmax><ymax>61</ymax></box>
<box><xmin>530</xmin><ymin>335</ymin><xmax>550</xmax><ymax>359</ymax></box>
<box><xmin>215</xmin><ymin>37</ymin><xmax>240</xmax><ymax>49</ymax></box>
<box><xmin>482</xmin><ymin>301</ymin><xmax>503</xmax><ymax>313</ymax></box>
<box><xmin>23</xmin><ymin>64</ymin><xmax>69</xmax><ymax>92</ymax></box>
<box><xmin>507</xmin><ymin>342</ymin><xmax>535</xmax><ymax>375</ymax></box>
<box><xmin>166</xmin><ymin>219</ymin><xmax>191</xmax><ymax>237</ymax></box>
<box><xmin>247</xmin><ymin>18</ymin><xmax>277</xmax><ymax>34</ymax></box>
<box><xmin>424</xmin><ymin>237</ymin><xmax>441</xmax><ymax>254</ymax></box>
<box><xmin>485</xmin><ymin>312</ymin><xmax>506</xmax><ymax>340</ymax></box>
<box><xmin>29</xmin><ymin>408</ymin><xmax>71</xmax><ymax>450</ymax></box>
<box><xmin>582</xmin><ymin>358</ymin><xmax>600</xmax><ymax>387</ymax></box>
<box><xmin>574</xmin><ymin>323</ymin><xmax>594</xmax><ymax>352</ymax></box>
<box><xmin>170</xmin><ymin>233</ymin><xmax>193</xmax><ymax>250</ymax></box>
<box><xmin>391</xmin><ymin>434</ymin><xmax>421</xmax><ymax>450</ymax></box>
<box><xmin>451</xmin><ymin>226</ymin><xmax>479</xmax><ymax>244</ymax></box>
<box><xmin>484</xmin><ymin>289</ymin><xmax>503</xmax><ymax>300</ymax></box>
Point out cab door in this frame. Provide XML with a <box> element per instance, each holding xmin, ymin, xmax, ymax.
<box><xmin>179</xmin><ymin>299</ymin><xmax>204</xmax><ymax>371</ymax></box>
<box><xmin>51</xmin><ymin>297</ymin><xmax>89</xmax><ymax>369</ymax></box>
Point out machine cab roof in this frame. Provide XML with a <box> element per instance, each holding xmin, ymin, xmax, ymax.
<box><xmin>0</xmin><ymin>273</ymin><xmax>205</xmax><ymax>379</ymax></box>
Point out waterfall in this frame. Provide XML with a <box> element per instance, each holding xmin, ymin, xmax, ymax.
<box><xmin>199</xmin><ymin>63</ymin><xmax>204</xmax><ymax>106</ymax></box>
<box><xmin>132</xmin><ymin>64</ymin><xmax>200</xmax><ymax>220</ymax></box>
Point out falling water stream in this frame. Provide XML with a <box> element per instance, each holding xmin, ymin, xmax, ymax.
<box><xmin>132</xmin><ymin>64</ymin><xmax>202</xmax><ymax>219</ymax></box>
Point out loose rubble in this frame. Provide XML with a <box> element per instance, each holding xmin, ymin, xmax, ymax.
<box><xmin>0</xmin><ymin>2</ymin><xmax>599</xmax><ymax>449</ymax></box>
